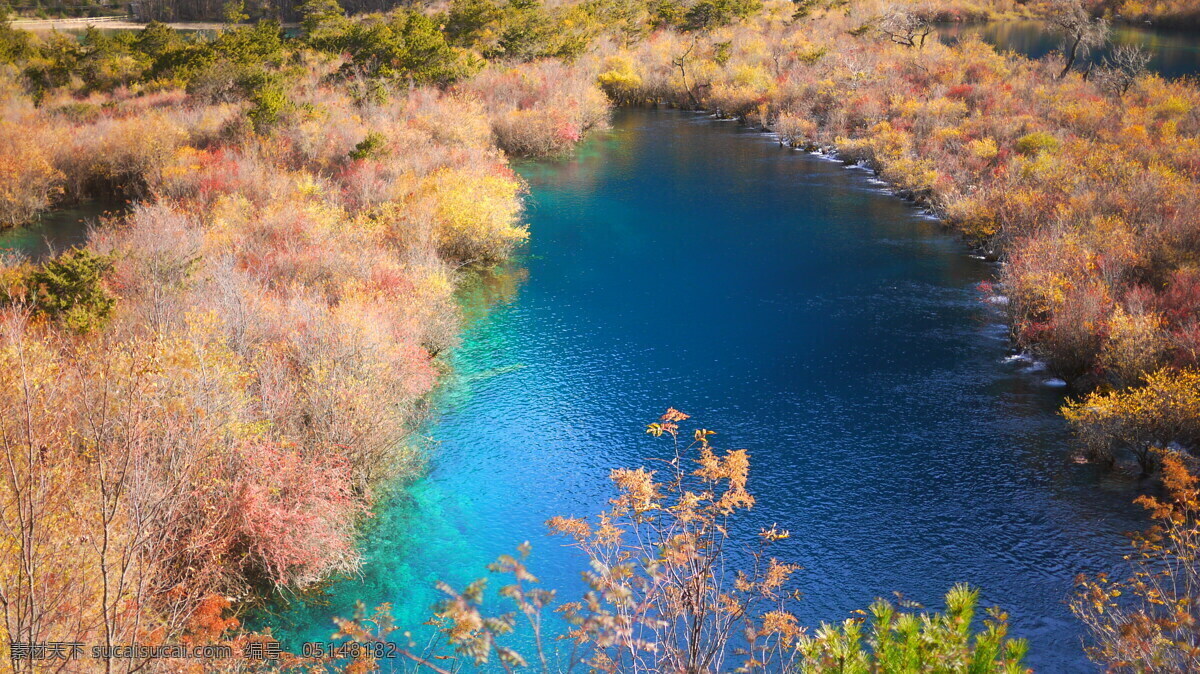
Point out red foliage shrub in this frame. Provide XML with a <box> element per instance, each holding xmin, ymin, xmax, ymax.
<box><xmin>1155</xmin><ymin>268</ymin><xmax>1200</xmax><ymax>325</ymax></box>
<box><xmin>232</xmin><ymin>443</ymin><xmax>365</xmax><ymax>587</ymax></box>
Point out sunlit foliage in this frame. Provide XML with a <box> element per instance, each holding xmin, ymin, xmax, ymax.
<box><xmin>0</xmin><ymin>117</ymin><xmax>61</xmax><ymax>226</ymax></box>
<box><xmin>798</xmin><ymin>584</ymin><xmax>1029</xmax><ymax>673</ymax></box>
<box><xmin>1064</xmin><ymin>369</ymin><xmax>1200</xmax><ymax>472</ymax></box>
<box><xmin>1074</xmin><ymin>454</ymin><xmax>1200</xmax><ymax>671</ymax></box>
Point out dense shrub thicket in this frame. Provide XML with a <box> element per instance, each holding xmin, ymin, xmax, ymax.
<box><xmin>0</xmin><ymin>11</ymin><xmax>608</xmax><ymax>669</ymax></box>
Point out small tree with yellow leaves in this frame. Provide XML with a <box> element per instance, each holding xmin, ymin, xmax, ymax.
<box><xmin>433</xmin><ymin>408</ymin><xmax>804</xmax><ymax>673</ymax></box>
<box><xmin>1062</xmin><ymin>369</ymin><xmax>1200</xmax><ymax>473</ymax></box>
<box><xmin>1073</xmin><ymin>452</ymin><xmax>1200</xmax><ymax>672</ymax></box>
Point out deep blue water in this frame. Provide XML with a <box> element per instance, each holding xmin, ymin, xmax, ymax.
<box><xmin>939</xmin><ymin>20</ymin><xmax>1200</xmax><ymax>79</ymax></box>
<box><xmin>268</xmin><ymin>108</ymin><xmax>1145</xmax><ymax>671</ymax></box>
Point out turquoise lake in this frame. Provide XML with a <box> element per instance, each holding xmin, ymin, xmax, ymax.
<box><xmin>267</xmin><ymin>108</ymin><xmax>1148</xmax><ymax>671</ymax></box>
<box><xmin>0</xmin><ymin>202</ymin><xmax>101</xmax><ymax>259</ymax></box>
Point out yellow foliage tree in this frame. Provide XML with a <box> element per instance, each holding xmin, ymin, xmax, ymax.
<box><xmin>422</xmin><ymin>167</ymin><xmax>529</xmax><ymax>263</ymax></box>
<box><xmin>1073</xmin><ymin>453</ymin><xmax>1200</xmax><ymax>672</ymax></box>
<box><xmin>1063</xmin><ymin>369</ymin><xmax>1200</xmax><ymax>472</ymax></box>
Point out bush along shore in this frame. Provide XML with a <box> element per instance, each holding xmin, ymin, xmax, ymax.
<box><xmin>0</xmin><ymin>0</ymin><xmax>1199</xmax><ymax>669</ymax></box>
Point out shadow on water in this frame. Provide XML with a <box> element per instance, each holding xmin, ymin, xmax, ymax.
<box><xmin>938</xmin><ymin>20</ymin><xmax>1200</xmax><ymax>79</ymax></box>
<box><xmin>265</xmin><ymin>108</ymin><xmax>1144</xmax><ymax>671</ymax></box>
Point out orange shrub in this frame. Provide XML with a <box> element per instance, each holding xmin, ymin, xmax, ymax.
<box><xmin>0</xmin><ymin>121</ymin><xmax>62</xmax><ymax>227</ymax></box>
<box><xmin>463</xmin><ymin>61</ymin><xmax>611</xmax><ymax>157</ymax></box>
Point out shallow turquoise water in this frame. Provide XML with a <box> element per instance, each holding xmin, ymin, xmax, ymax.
<box><xmin>0</xmin><ymin>202</ymin><xmax>102</xmax><ymax>259</ymax></box>
<box><xmin>267</xmin><ymin>108</ymin><xmax>1145</xmax><ymax>671</ymax></box>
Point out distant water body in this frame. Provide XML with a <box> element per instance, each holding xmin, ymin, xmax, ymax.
<box><xmin>267</xmin><ymin>108</ymin><xmax>1146</xmax><ymax>671</ymax></box>
<box><xmin>939</xmin><ymin>20</ymin><xmax>1200</xmax><ymax>79</ymax></box>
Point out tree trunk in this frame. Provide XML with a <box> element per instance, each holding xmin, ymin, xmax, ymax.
<box><xmin>1059</xmin><ymin>35</ymin><xmax>1082</xmax><ymax>79</ymax></box>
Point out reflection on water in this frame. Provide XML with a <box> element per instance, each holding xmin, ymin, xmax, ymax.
<box><xmin>939</xmin><ymin>20</ymin><xmax>1200</xmax><ymax>79</ymax></box>
<box><xmin>267</xmin><ymin>108</ymin><xmax>1142</xmax><ymax>671</ymax></box>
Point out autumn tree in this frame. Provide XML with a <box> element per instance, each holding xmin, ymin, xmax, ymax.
<box><xmin>434</xmin><ymin>409</ymin><xmax>805</xmax><ymax>672</ymax></box>
<box><xmin>1047</xmin><ymin>0</ymin><xmax>1109</xmax><ymax>79</ymax></box>
<box><xmin>0</xmin><ymin>118</ymin><xmax>61</xmax><ymax>227</ymax></box>
<box><xmin>1063</xmin><ymin>369</ymin><xmax>1200</xmax><ymax>473</ymax></box>
<box><xmin>1096</xmin><ymin>44</ymin><xmax>1151</xmax><ymax>97</ymax></box>
<box><xmin>1073</xmin><ymin>453</ymin><xmax>1200</xmax><ymax>672</ymax></box>
<box><xmin>876</xmin><ymin>5</ymin><xmax>933</xmax><ymax>49</ymax></box>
